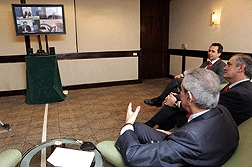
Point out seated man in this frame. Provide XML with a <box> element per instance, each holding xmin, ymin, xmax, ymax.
<box><xmin>116</xmin><ymin>68</ymin><xmax>238</xmax><ymax>167</ymax></box>
<box><xmin>145</xmin><ymin>53</ymin><xmax>252</xmax><ymax>130</ymax></box>
<box><xmin>144</xmin><ymin>42</ymin><xmax>227</xmax><ymax>107</ymax></box>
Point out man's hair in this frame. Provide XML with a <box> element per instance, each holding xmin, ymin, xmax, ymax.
<box><xmin>211</xmin><ymin>43</ymin><xmax>223</xmax><ymax>53</ymax></box>
<box><xmin>233</xmin><ymin>54</ymin><xmax>252</xmax><ymax>79</ymax></box>
<box><xmin>183</xmin><ymin>68</ymin><xmax>220</xmax><ymax>109</ymax></box>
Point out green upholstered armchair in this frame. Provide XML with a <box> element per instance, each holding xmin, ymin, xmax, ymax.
<box><xmin>97</xmin><ymin>82</ymin><xmax>252</xmax><ymax>167</ymax></box>
<box><xmin>221</xmin><ymin>117</ymin><xmax>252</xmax><ymax>167</ymax></box>
<box><xmin>0</xmin><ymin>149</ymin><xmax>22</xmax><ymax>167</ymax></box>
<box><xmin>97</xmin><ymin>141</ymin><xmax>126</xmax><ymax>167</ymax></box>
<box><xmin>97</xmin><ymin>117</ymin><xmax>252</xmax><ymax>167</ymax></box>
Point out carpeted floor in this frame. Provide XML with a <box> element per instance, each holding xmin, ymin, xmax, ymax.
<box><xmin>0</xmin><ymin>78</ymin><xmax>171</xmax><ymax>166</ymax></box>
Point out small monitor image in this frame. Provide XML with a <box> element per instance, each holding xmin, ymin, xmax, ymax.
<box><xmin>12</xmin><ymin>4</ymin><xmax>66</xmax><ymax>36</ymax></box>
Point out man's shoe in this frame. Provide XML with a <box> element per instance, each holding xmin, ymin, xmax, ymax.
<box><xmin>144</xmin><ymin>98</ymin><xmax>162</xmax><ymax>107</ymax></box>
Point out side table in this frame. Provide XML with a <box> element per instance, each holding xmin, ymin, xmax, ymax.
<box><xmin>19</xmin><ymin>138</ymin><xmax>104</xmax><ymax>167</ymax></box>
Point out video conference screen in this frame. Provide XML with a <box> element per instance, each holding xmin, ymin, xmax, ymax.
<box><xmin>12</xmin><ymin>4</ymin><xmax>66</xmax><ymax>36</ymax></box>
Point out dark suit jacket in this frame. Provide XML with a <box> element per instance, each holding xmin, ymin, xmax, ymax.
<box><xmin>18</xmin><ymin>25</ymin><xmax>31</xmax><ymax>33</ymax></box>
<box><xmin>116</xmin><ymin>105</ymin><xmax>239</xmax><ymax>167</ymax></box>
<box><xmin>219</xmin><ymin>80</ymin><xmax>252</xmax><ymax>125</ymax></box>
<box><xmin>200</xmin><ymin>59</ymin><xmax>227</xmax><ymax>84</ymax></box>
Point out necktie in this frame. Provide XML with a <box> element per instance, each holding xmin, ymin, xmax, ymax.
<box><xmin>223</xmin><ymin>84</ymin><xmax>230</xmax><ymax>92</ymax></box>
<box><xmin>207</xmin><ymin>62</ymin><xmax>212</xmax><ymax>69</ymax></box>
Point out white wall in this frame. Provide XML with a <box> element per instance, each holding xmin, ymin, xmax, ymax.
<box><xmin>0</xmin><ymin>0</ymin><xmax>140</xmax><ymax>55</ymax></box>
<box><xmin>58</xmin><ymin>57</ymin><xmax>138</xmax><ymax>86</ymax></box>
<box><xmin>169</xmin><ymin>0</ymin><xmax>252</xmax><ymax>74</ymax></box>
<box><xmin>169</xmin><ymin>0</ymin><xmax>252</xmax><ymax>52</ymax></box>
<box><xmin>75</xmin><ymin>0</ymin><xmax>140</xmax><ymax>52</ymax></box>
<box><xmin>0</xmin><ymin>0</ymin><xmax>140</xmax><ymax>91</ymax></box>
<box><xmin>169</xmin><ymin>55</ymin><xmax>182</xmax><ymax>76</ymax></box>
<box><xmin>0</xmin><ymin>57</ymin><xmax>139</xmax><ymax>92</ymax></box>
<box><xmin>0</xmin><ymin>63</ymin><xmax>26</xmax><ymax>91</ymax></box>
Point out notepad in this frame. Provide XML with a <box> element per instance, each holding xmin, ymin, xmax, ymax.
<box><xmin>47</xmin><ymin>147</ymin><xmax>95</xmax><ymax>167</ymax></box>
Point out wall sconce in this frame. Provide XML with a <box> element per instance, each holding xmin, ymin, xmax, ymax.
<box><xmin>211</xmin><ymin>10</ymin><xmax>221</xmax><ymax>26</ymax></box>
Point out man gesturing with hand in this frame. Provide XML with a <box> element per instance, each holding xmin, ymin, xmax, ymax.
<box><xmin>115</xmin><ymin>68</ymin><xmax>238</xmax><ymax>167</ymax></box>
<box><xmin>119</xmin><ymin>103</ymin><xmax>140</xmax><ymax>135</ymax></box>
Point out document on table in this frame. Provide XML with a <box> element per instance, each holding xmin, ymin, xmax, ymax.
<box><xmin>47</xmin><ymin>147</ymin><xmax>95</xmax><ymax>167</ymax></box>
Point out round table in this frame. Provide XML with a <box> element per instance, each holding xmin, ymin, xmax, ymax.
<box><xmin>19</xmin><ymin>138</ymin><xmax>104</xmax><ymax>167</ymax></box>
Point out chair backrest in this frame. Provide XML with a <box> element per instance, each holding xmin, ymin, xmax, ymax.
<box><xmin>222</xmin><ymin>117</ymin><xmax>252</xmax><ymax>167</ymax></box>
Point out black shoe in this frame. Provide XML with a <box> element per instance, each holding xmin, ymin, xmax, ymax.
<box><xmin>144</xmin><ymin>98</ymin><xmax>162</xmax><ymax>107</ymax></box>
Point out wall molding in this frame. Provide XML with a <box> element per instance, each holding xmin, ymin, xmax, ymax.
<box><xmin>0</xmin><ymin>50</ymin><xmax>140</xmax><ymax>63</ymax></box>
<box><xmin>168</xmin><ymin>49</ymin><xmax>252</xmax><ymax>60</ymax></box>
<box><xmin>168</xmin><ymin>49</ymin><xmax>252</xmax><ymax>76</ymax></box>
<box><xmin>2</xmin><ymin>49</ymin><xmax>250</xmax><ymax>63</ymax></box>
<box><xmin>1</xmin><ymin>49</ymin><xmax>251</xmax><ymax>96</ymax></box>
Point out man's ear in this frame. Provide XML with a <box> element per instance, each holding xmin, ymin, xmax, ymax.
<box><xmin>238</xmin><ymin>64</ymin><xmax>246</xmax><ymax>73</ymax></box>
<box><xmin>187</xmin><ymin>91</ymin><xmax>193</xmax><ymax>102</ymax></box>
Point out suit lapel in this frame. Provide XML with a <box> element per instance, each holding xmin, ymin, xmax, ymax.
<box><xmin>209</xmin><ymin>59</ymin><xmax>221</xmax><ymax>69</ymax></box>
<box><xmin>200</xmin><ymin>61</ymin><xmax>209</xmax><ymax>68</ymax></box>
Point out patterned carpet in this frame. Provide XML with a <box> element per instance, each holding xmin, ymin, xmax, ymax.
<box><xmin>0</xmin><ymin>78</ymin><xmax>171</xmax><ymax>166</ymax></box>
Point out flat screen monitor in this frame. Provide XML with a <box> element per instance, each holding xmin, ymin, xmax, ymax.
<box><xmin>12</xmin><ymin>4</ymin><xmax>66</xmax><ymax>36</ymax></box>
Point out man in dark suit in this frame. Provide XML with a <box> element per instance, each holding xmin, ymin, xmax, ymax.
<box><xmin>18</xmin><ymin>21</ymin><xmax>31</xmax><ymax>33</ymax></box>
<box><xmin>145</xmin><ymin>53</ymin><xmax>252</xmax><ymax>130</ymax></box>
<box><xmin>219</xmin><ymin>53</ymin><xmax>252</xmax><ymax>125</ymax></box>
<box><xmin>116</xmin><ymin>68</ymin><xmax>238</xmax><ymax>167</ymax></box>
<box><xmin>144</xmin><ymin>43</ymin><xmax>227</xmax><ymax>107</ymax></box>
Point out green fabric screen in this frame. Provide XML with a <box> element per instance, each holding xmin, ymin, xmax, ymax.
<box><xmin>25</xmin><ymin>55</ymin><xmax>66</xmax><ymax>104</ymax></box>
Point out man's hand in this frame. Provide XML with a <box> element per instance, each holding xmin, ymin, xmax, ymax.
<box><xmin>125</xmin><ymin>103</ymin><xmax>140</xmax><ymax>124</ymax></box>
<box><xmin>163</xmin><ymin>92</ymin><xmax>177</xmax><ymax>107</ymax></box>
<box><xmin>174</xmin><ymin>74</ymin><xmax>182</xmax><ymax>79</ymax></box>
<box><xmin>156</xmin><ymin>129</ymin><xmax>172</xmax><ymax>136</ymax></box>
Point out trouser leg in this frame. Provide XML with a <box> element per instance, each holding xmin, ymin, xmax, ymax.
<box><xmin>134</xmin><ymin>122</ymin><xmax>167</xmax><ymax>144</ymax></box>
<box><xmin>145</xmin><ymin>106</ymin><xmax>178</xmax><ymax>128</ymax></box>
<box><xmin>158</xmin><ymin>111</ymin><xmax>188</xmax><ymax>130</ymax></box>
<box><xmin>158</xmin><ymin>78</ymin><xmax>183</xmax><ymax>101</ymax></box>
